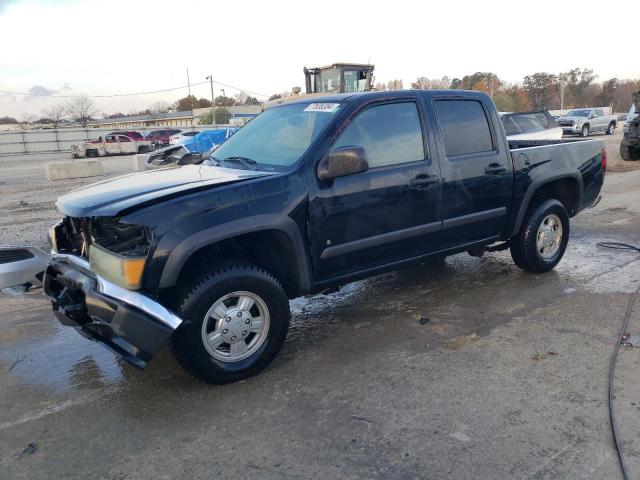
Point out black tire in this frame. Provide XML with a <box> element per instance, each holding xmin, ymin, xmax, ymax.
<box><xmin>510</xmin><ymin>199</ymin><xmax>570</xmax><ymax>274</ymax></box>
<box><xmin>620</xmin><ymin>144</ymin><xmax>640</xmax><ymax>161</ymax></box>
<box><xmin>606</xmin><ymin>122</ymin><xmax>615</xmax><ymax>135</ymax></box>
<box><xmin>171</xmin><ymin>262</ymin><xmax>290</xmax><ymax>384</ymax></box>
<box><xmin>86</xmin><ymin>149</ymin><xmax>98</xmax><ymax>158</ymax></box>
<box><xmin>580</xmin><ymin>124</ymin><xmax>590</xmax><ymax>137</ymax></box>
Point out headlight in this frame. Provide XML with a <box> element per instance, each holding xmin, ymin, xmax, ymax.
<box><xmin>574</xmin><ymin>120</ymin><xmax>582</xmax><ymax>126</ymax></box>
<box><xmin>89</xmin><ymin>244</ymin><xmax>146</xmax><ymax>290</ymax></box>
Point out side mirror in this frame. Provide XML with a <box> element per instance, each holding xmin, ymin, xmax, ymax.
<box><xmin>589</xmin><ymin>113</ymin><xmax>597</xmax><ymax>119</ymax></box>
<box><xmin>317</xmin><ymin>146</ymin><xmax>369</xmax><ymax>181</ymax></box>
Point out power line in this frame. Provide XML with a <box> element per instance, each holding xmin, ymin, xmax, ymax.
<box><xmin>0</xmin><ymin>78</ymin><xmax>270</xmax><ymax>99</ymax></box>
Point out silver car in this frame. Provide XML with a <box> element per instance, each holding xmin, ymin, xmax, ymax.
<box><xmin>556</xmin><ymin>108</ymin><xmax>617</xmax><ymax>137</ymax></box>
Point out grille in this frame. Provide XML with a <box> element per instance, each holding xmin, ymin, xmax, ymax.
<box><xmin>558</xmin><ymin>120</ymin><xmax>574</xmax><ymax>127</ymax></box>
<box><xmin>0</xmin><ymin>248</ymin><xmax>35</xmax><ymax>264</ymax></box>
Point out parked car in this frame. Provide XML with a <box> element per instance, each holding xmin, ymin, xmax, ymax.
<box><xmin>71</xmin><ymin>133</ymin><xmax>153</xmax><ymax>158</ymax></box>
<box><xmin>500</xmin><ymin>111</ymin><xmax>563</xmax><ymax>140</ymax></box>
<box><xmin>556</xmin><ymin>108</ymin><xmax>617</xmax><ymax>137</ymax></box>
<box><xmin>36</xmin><ymin>90</ymin><xmax>605</xmax><ymax>384</ymax></box>
<box><xmin>169</xmin><ymin>130</ymin><xmax>199</xmax><ymax>144</ymax></box>
<box><xmin>145</xmin><ymin>129</ymin><xmax>182</xmax><ymax>147</ymax></box>
<box><xmin>108</xmin><ymin>130</ymin><xmax>145</xmax><ymax>141</ymax></box>
<box><xmin>621</xmin><ymin>93</ymin><xmax>640</xmax><ymax>161</ymax></box>
<box><xmin>145</xmin><ymin>128</ymin><xmax>238</xmax><ymax>169</ymax></box>
<box><xmin>622</xmin><ymin>103</ymin><xmax>638</xmax><ymax>135</ymax></box>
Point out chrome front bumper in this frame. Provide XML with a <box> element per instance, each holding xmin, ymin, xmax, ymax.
<box><xmin>44</xmin><ymin>253</ymin><xmax>183</xmax><ymax>368</ymax></box>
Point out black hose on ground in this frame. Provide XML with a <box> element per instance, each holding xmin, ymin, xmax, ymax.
<box><xmin>596</xmin><ymin>241</ymin><xmax>640</xmax><ymax>480</ymax></box>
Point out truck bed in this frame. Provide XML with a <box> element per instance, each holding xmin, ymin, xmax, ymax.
<box><xmin>508</xmin><ymin>137</ymin><xmax>605</xmax><ymax>222</ymax></box>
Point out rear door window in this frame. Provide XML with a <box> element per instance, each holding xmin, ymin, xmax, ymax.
<box><xmin>333</xmin><ymin>102</ymin><xmax>425</xmax><ymax>168</ymax></box>
<box><xmin>434</xmin><ymin>100</ymin><xmax>494</xmax><ymax>156</ymax></box>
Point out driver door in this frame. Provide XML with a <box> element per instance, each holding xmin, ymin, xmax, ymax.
<box><xmin>104</xmin><ymin>135</ymin><xmax>120</xmax><ymax>155</ymax></box>
<box><xmin>309</xmin><ymin>98</ymin><xmax>442</xmax><ymax>282</ymax></box>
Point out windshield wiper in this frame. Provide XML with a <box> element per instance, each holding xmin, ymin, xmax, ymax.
<box><xmin>220</xmin><ymin>156</ymin><xmax>259</xmax><ymax>170</ymax></box>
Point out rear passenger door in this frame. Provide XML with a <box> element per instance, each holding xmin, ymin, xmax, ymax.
<box><xmin>594</xmin><ymin>109</ymin><xmax>606</xmax><ymax>131</ymax></box>
<box><xmin>310</xmin><ymin>98</ymin><xmax>442</xmax><ymax>281</ymax></box>
<box><xmin>431</xmin><ymin>97</ymin><xmax>513</xmax><ymax>247</ymax></box>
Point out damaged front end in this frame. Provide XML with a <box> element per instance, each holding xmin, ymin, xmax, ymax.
<box><xmin>43</xmin><ymin>216</ymin><xmax>183</xmax><ymax>368</ymax></box>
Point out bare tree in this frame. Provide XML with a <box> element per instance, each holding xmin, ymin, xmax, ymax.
<box><xmin>42</xmin><ymin>102</ymin><xmax>67</xmax><ymax>128</ymax></box>
<box><xmin>148</xmin><ymin>101</ymin><xmax>171</xmax><ymax>124</ymax></box>
<box><xmin>411</xmin><ymin>76</ymin><xmax>451</xmax><ymax>90</ymax></box>
<box><xmin>387</xmin><ymin>79</ymin><xmax>404</xmax><ymax>91</ymax></box>
<box><xmin>66</xmin><ymin>94</ymin><xmax>98</xmax><ymax>127</ymax></box>
<box><xmin>19</xmin><ymin>112</ymin><xmax>36</xmax><ymax>131</ymax></box>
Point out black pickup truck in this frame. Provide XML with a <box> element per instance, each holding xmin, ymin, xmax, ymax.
<box><xmin>41</xmin><ymin>90</ymin><xmax>606</xmax><ymax>384</ymax></box>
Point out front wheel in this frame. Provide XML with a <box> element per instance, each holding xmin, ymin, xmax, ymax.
<box><xmin>580</xmin><ymin>124</ymin><xmax>590</xmax><ymax>137</ymax></box>
<box><xmin>171</xmin><ymin>262</ymin><xmax>290</xmax><ymax>384</ymax></box>
<box><xmin>510</xmin><ymin>199</ymin><xmax>570</xmax><ymax>273</ymax></box>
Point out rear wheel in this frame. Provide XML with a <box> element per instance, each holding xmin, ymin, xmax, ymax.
<box><xmin>621</xmin><ymin>144</ymin><xmax>640</xmax><ymax>161</ymax></box>
<box><xmin>580</xmin><ymin>124</ymin><xmax>590</xmax><ymax>137</ymax></box>
<box><xmin>510</xmin><ymin>199</ymin><xmax>569</xmax><ymax>273</ymax></box>
<box><xmin>606</xmin><ymin>122</ymin><xmax>616</xmax><ymax>135</ymax></box>
<box><xmin>171</xmin><ymin>262</ymin><xmax>290</xmax><ymax>384</ymax></box>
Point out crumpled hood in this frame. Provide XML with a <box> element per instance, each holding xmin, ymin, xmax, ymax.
<box><xmin>56</xmin><ymin>165</ymin><xmax>275</xmax><ymax>217</ymax></box>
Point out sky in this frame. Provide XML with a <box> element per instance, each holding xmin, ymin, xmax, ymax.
<box><xmin>0</xmin><ymin>0</ymin><xmax>636</xmax><ymax>118</ymax></box>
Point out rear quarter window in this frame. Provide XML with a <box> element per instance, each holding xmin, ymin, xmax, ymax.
<box><xmin>434</xmin><ymin>100</ymin><xmax>494</xmax><ymax>156</ymax></box>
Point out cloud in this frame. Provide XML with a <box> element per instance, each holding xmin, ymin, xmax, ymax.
<box><xmin>28</xmin><ymin>85</ymin><xmax>58</xmax><ymax>96</ymax></box>
<box><xmin>0</xmin><ymin>93</ymin><xmax>17</xmax><ymax>103</ymax></box>
<box><xmin>61</xmin><ymin>83</ymin><xmax>71</xmax><ymax>90</ymax></box>
<box><xmin>0</xmin><ymin>0</ymin><xmax>18</xmax><ymax>13</ymax></box>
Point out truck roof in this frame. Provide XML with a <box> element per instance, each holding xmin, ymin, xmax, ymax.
<box><xmin>277</xmin><ymin>89</ymin><xmax>491</xmax><ymax>106</ymax></box>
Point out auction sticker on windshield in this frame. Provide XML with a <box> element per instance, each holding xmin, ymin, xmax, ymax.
<box><xmin>304</xmin><ymin>103</ymin><xmax>340</xmax><ymax>113</ymax></box>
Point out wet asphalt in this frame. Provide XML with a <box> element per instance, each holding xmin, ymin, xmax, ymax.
<box><xmin>1</xmin><ymin>166</ymin><xmax>640</xmax><ymax>479</ymax></box>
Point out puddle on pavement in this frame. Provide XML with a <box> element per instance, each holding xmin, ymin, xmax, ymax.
<box><xmin>1</xmin><ymin>321</ymin><xmax>125</xmax><ymax>393</ymax></box>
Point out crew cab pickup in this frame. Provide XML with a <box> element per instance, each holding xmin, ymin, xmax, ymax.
<box><xmin>557</xmin><ymin>108</ymin><xmax>617</xmax><ymax>137</ymax></box>
<box><xmin>42</xmin><ymin>90</ymin><xmax>605</xmax><ymax>384</ymax></box>
<box><xmin>71</xmin><ymin>133</ymin><xmax>153</xmax><ymax>158</ymax></box>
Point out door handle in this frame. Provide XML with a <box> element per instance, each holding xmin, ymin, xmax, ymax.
<box><xmin>409</xmin><ymin>175</ymin><xmax>439</xmax><ymax>190</ymax></box>
<box><xmin>484</xmin><ymin>163</ymin><xmax>507</xmax><ymax>175</ymax></box>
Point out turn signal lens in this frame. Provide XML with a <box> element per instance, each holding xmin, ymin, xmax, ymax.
<box><xmin>89</xmin><ymin>244</ymin><xmax>146</xmax><ymax>290</ymax></box>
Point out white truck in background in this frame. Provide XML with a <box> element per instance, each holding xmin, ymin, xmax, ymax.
<box><xmin>556</xmin><ymin>108</ymin><xmax>617</xmax><ymax>137</ymax></box>
<box><xmin>71</xmin><ymin>133</ymin><xmax>153</xmax><ymax>158</ymax></box>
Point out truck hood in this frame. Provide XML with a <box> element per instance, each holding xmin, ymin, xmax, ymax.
<box><xmin>56</xmin><ymin>165</ymin><xmax>275</xmax><ymax>217</ymax></box>
<box><xmin>559</xmin><ymin>116</ymin><xmax>587</xmax><ymax>122</ymax></box>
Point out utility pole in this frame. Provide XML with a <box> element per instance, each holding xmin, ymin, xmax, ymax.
<box><xmin>187</xmin><ymin>68</ymin><xmax>193</xmax><ymax>129</ymax></box>
<box><xmin>206</xmin><ymin>75</ymin><xmax>215</xmax><ymax>125</ymax></box>
<box><xmin>559</xmin><ymin>78</ymin><xmax>566</xmax><ymax>111</ymax></box>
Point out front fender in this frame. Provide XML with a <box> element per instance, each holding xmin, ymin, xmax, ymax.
<box><xmin>157</xmin><ymin>214</ymin><xmax>312</xmax><ymax>293</ymax></box>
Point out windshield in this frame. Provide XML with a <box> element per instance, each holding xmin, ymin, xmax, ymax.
<box><xmin>566</xmin><ymin>109</ymin><xmax>591</xmax><ymax>117</ymax></box>
<box><xmin>211</xmin><ymin>102</ymin><xmax>341</xmax><ymax>170</ymax></box>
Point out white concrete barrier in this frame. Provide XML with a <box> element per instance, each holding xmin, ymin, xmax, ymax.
<box><xmin>45</xmin><ymin>160</ymin><xmax>103</xmax><ymax>181</ymax></box>
<box><xmin>132</xmin><ymin>154</ymin><xmax>149</xmax><ymax>172</ymax></box>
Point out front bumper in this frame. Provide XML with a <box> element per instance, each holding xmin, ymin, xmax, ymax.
<box><xmin>561</xmin><ymin>125</ymin><xmax>581</xmax><ymax>134</ymax></box>
<box><xmin>43</xmin><ymin>253</ymin><xmax>183</xmax><ymax>368</ymax></box>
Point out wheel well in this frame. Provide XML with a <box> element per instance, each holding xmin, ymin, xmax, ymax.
<box><xmin>529</xmin><ymin>178</ymin><xmax>579</xmax><ymax>216</ymax></box>
<box><xmin>173</xmin><ymin>229</ymin><xmax>303</xmax><ymax>298</ymax></box>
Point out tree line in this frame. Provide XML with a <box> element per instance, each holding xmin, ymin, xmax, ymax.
<box><xmin>399</xmin><ymin>68</ymin><xmax>638</xmax><ymax>112</ymax></box>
